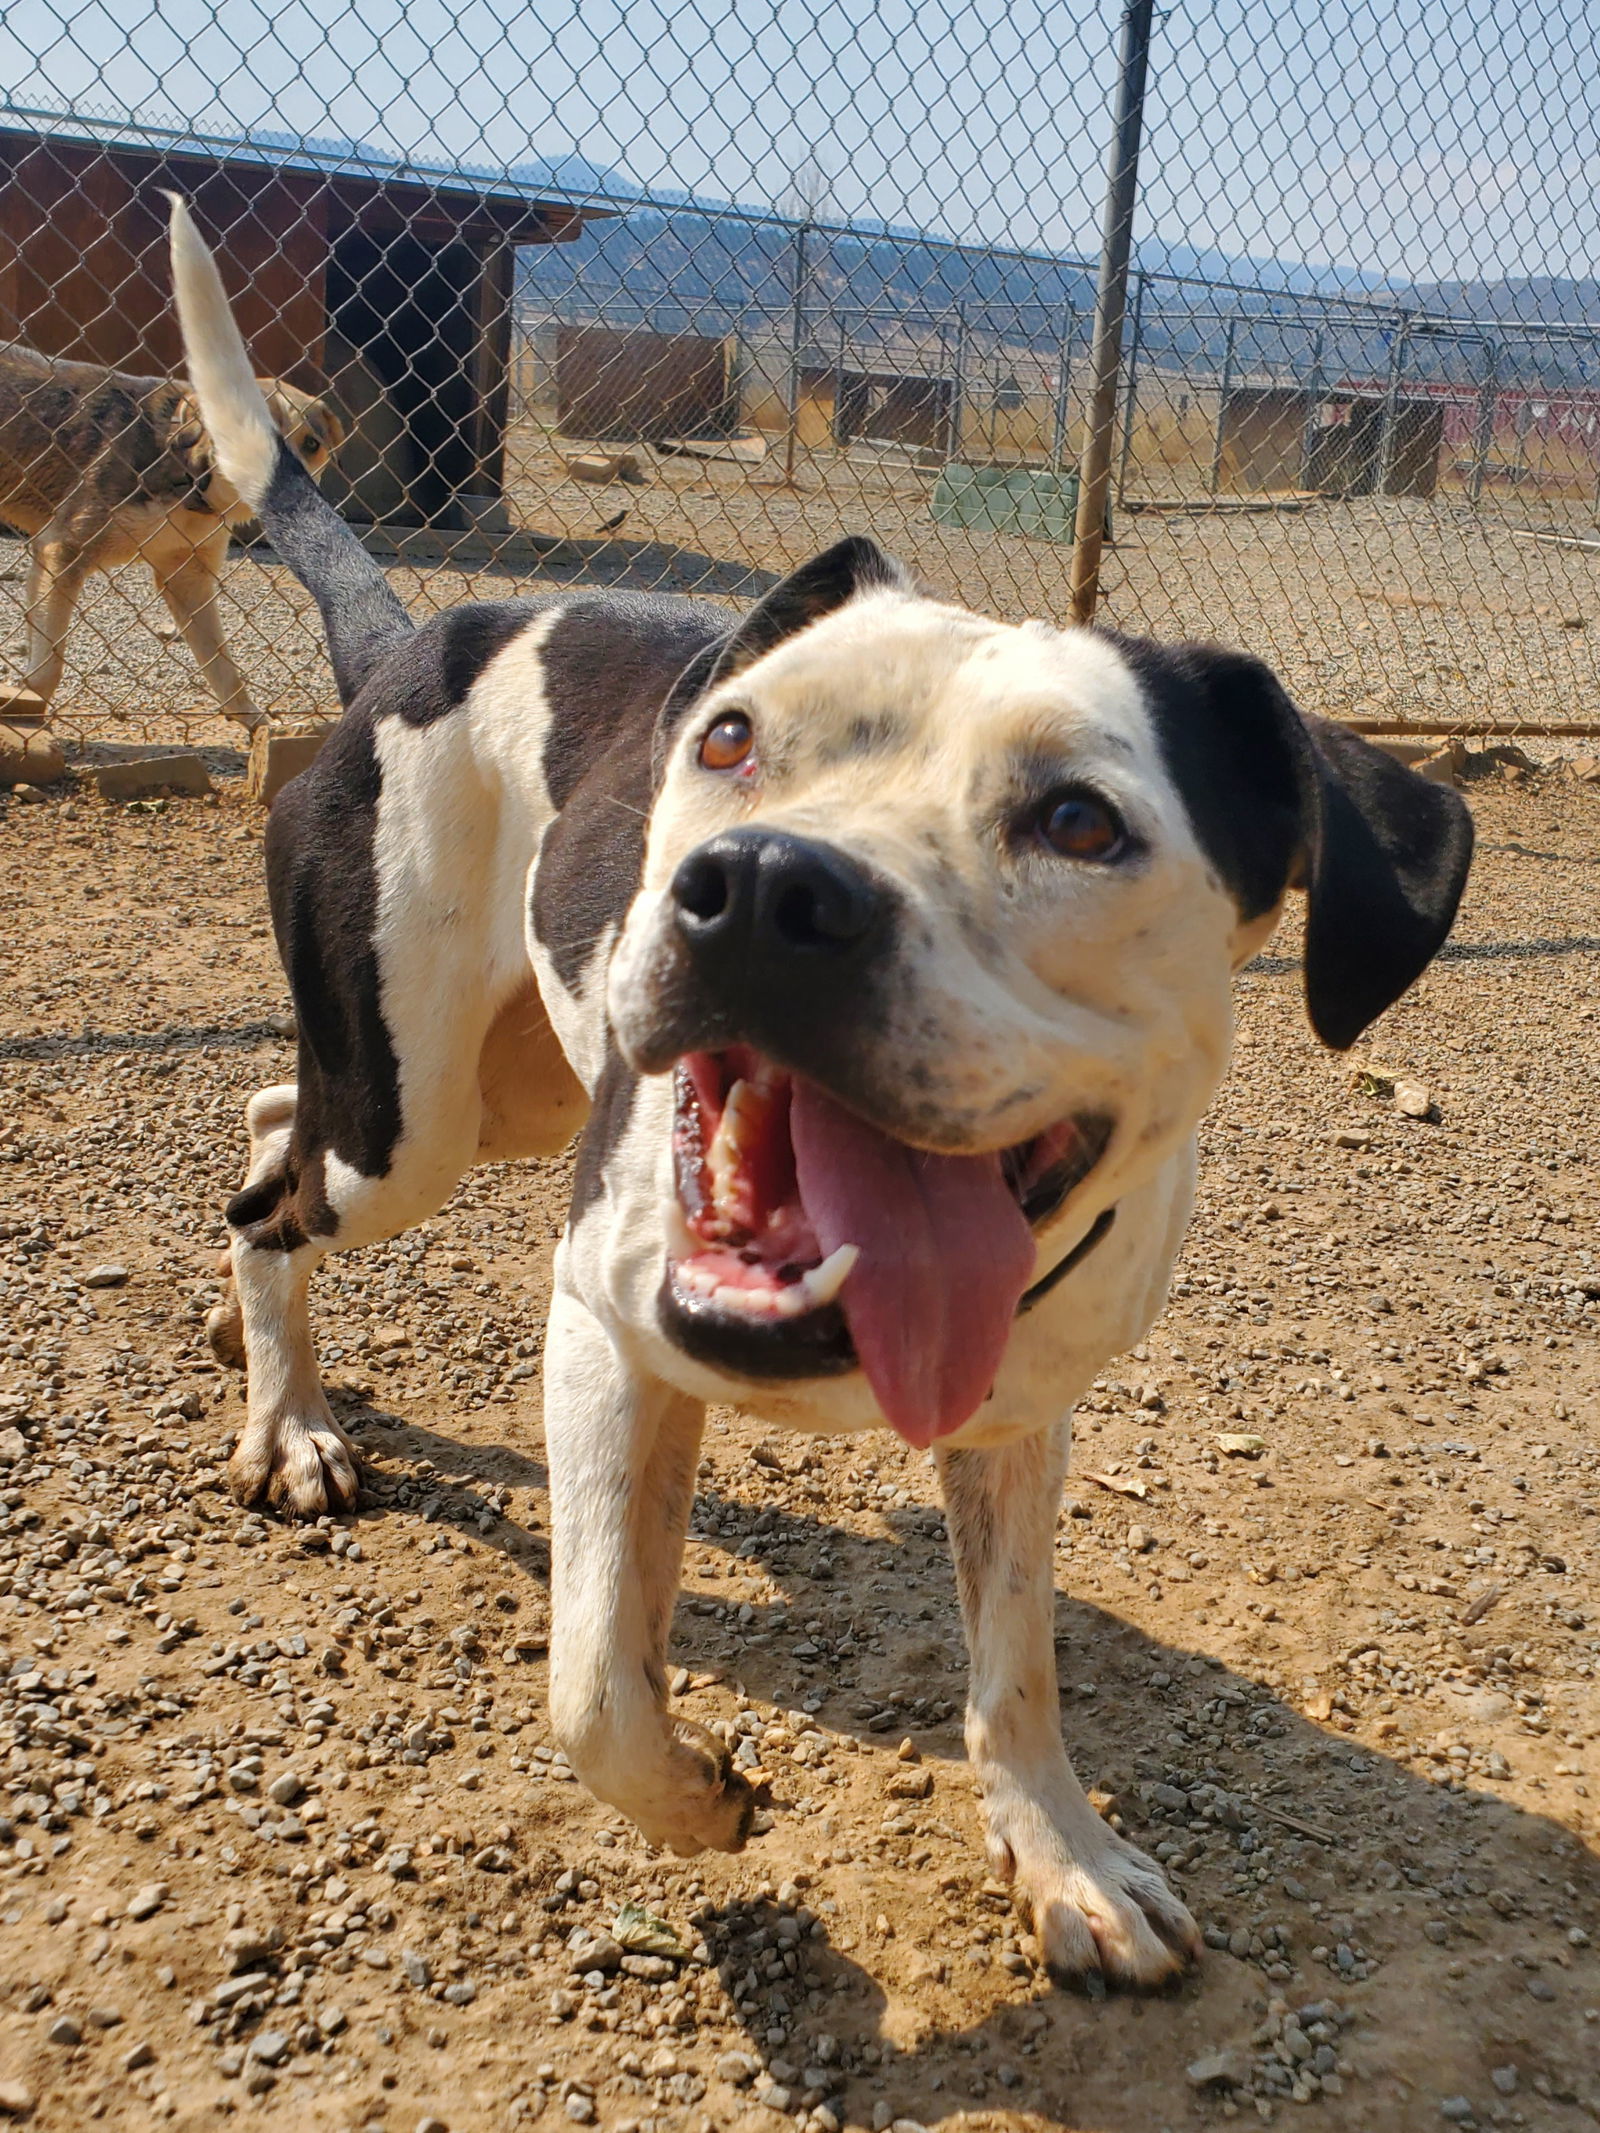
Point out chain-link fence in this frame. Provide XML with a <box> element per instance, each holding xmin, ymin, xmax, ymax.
<box><xmin>2</xmin><ymin>0</ymin><xmax>1600</xmax><ymax>753</ymax></box>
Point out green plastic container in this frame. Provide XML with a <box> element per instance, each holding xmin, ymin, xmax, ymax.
<box><xmin>930</xmin><ymin>463</ymin><xmax>1107</xmax><ymax>544</ymax></box>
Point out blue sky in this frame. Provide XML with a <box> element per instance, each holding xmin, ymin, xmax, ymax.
<box><xmin>1</xmin><ymin>0</ymin><xmax>1595</xmax><ymax>286</ymax></box>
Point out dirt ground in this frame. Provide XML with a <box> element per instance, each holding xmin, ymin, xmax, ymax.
<box><xmin>0</xmin><ymin>758</ymin><xmax>1598</xmax><ymax>2133</ymax></box>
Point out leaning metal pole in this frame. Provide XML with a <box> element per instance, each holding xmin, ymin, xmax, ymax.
<box><xmin>1069</xmin><ymin>0</ymin><xmax>1155</xmax><ymax>626</ymax></box>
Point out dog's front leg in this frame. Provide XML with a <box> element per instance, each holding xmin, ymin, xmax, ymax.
<box><xmin>939</xmin><ymin>1424</ymin><xmax>1200</xmax><ymax>1990</ymax></box>
<box><xmin>544</xmin><ymin>1266</ymin><xmax>755</xmax><ymax>1856</ymax></box>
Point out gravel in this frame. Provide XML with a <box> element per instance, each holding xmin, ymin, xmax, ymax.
<box><xmin>0</xmin><ymin>760</ymin><xmax>1596</xmax><ymax>2130</ymax></box>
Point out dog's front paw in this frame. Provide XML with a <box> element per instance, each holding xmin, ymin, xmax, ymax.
<box><xmin>229</xmin><ymin>1411</ymin><xmax>360</xmax><ymax>1519</ymax></box>
<box><xmin>989</xmin><ymin>1803</ymin><xmax>1200</xmax><ymax>1991</ymax></box>
<box><xmin>622</xmin><ymin>1718</ymin><xmax>757</xmax><ymax>1857</ymax></box>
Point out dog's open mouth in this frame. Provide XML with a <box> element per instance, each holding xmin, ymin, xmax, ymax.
<box><xmin>663</xmin><ymin>1045</ymin><xmax>1110</xmax><ymax>1446</ymax></box>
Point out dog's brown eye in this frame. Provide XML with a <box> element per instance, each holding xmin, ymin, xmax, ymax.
<box><xmin>700</xmin><ymin>713</ymin><xmax>754</xmax><ymax>772</ymax></box>
<box><xmin>1037</xmin><ymin>790</ymin><xmax>1125</xmax><ymax>862</ymax></box>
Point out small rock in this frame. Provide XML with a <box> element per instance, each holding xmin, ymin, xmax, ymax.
<box><xmin>716</xmin><ymin>2051</ymin><xmax>761</xmax><ymax>2086</ymax></box>
<box><xmin>86</xmin><ymin>2007</ymin><xmax>123</xmax><ymax>2030</ymax></box>
<box><xmin>46</xmin><ymin>2017</ymin><xmax>82</xmax><ymax>2045</ymax></box>
<box><xmin>1491</xmin><ymin>2068</ymin><xmax>1518</xmax><ymax>2096</ymax></box>
<box><xmin>1438</xmin><ymin>2101</ymin><xmax>1475</xmax><ymax>2125</ymax></box>
<box><xmin>564</xmin><ymin>2097</ymin><xmax>595</xmax><ymax>2125</ymax></box>
<box><xmin>266</xmin><ymin>1771</ymin><xmax>305</xmax><ymax>1807</ymax></box>
<box><xmin>123</xmin><ymin>2042</ymin><xmax>155</xmax><ymax>2073</ymax></box>
<box><xmin>83</xmin><ymin>1264</ymin><xmax>129</xmax><ymax>1288</ymax></box>
<box><xmin>416</xmin><ymin>2119</ymin><xmax>449</xmax><ymax>2133</ymax></box>
<box><xmin>0</xmin><ymin>2081</ymin><xmax>35</xmax><ymax>2120</ymax></box>
<box><xmin>568</xmin><ymin>1935</ymin><xmax>622</xmax><ymax>1975</ymax></box>
<box><xmin>1393</xmin><ymin>1079</ymin><xmax>1433</xmax><ymax>1119</ymax></box>
<box><xmin>213</xmin><ymin>1972</ymin><xmax>271</xmax><ymax>2006</ymax></box>
<box><xmin>126</xmin><ymin>1882</ymin><xmax>168</xmax><ymax>1921</ymax></box>
<box><xmin>1187</xmin><ymin>2051</ymin><xmax>1247</xmax><ymax>2089</ymax></box>
<box><xmin>222</xmin><ymin>1929</ymin><xmax>275</xmax><ymax>1972</ymax></box>
<box><xmin>0</xmin><ymin>1428</ymin><xmax>25</xmax><ymax>1464</ymax></box>
<box><xmin>401</xmin><ymin>1949</ymin><xmax>432</xmax><ymax>1988</ymax></box>
<box><xmin>249</xmin><ymin>2029</ymin><xmax>290</xmax><ymax>2067</ymax></box>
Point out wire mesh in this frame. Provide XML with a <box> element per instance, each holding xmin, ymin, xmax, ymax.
<box><xmin>2</xmin><ymin>0</ymin><xmax>1599</xmax><ymax>753</ymax></box>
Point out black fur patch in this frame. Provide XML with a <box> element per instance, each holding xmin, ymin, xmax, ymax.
<box><xmin>532</xmin><ymin>594</ymin><xmax>728</xmax><ymax>991</ymax></box>
<box><xmin>1111</xmin><ymin>633</ymin><xmax>1473</xmax><ymax>1048</ymax></box>
<box><xmin>383</xmin><ymin>601</ymin><xmax>538</xmax><ymax>727</ymax></box>
<box><xmin>258</xmin><ymin>435</ymin><xmax>413</xmax><ymax>705</ymax></box>
<box><xmin>538</xmin><ymin>593</ymin><xmax>727</xmax><ymax>807</ymax></box>
<box><xmin>569</xmin><ymin>1042</ymin><xmax>639</xmax><ymax>1228</ymax></box>
<box><xmin>265</xmin><ymin>706</ymin><xmax>403</xmax><ymax>1183</ymax></box>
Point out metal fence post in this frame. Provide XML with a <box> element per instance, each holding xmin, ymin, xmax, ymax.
<box><xmin>1051</xmin><ymin>304</ymin><xmax>1077</xmax><ymax>471</ymax></box>
<box><xmin>1069</xmin><ymin>0</ymin><xmax>1156</xmax><ymax>625</ymax></box>
<box><xmin>1376</xmin><ymin>309</ymin><xmax>1412</xmax><ymax>494</ymax></box>
<box><xmin>1469</xmin><ymin>336</ymin><xmax>1501</xmax><ymax>506</ymax></box>
<box><xmin>1299</xmin><ymin>323</ymin><xmax>1326</xmax><ymax>488</ymax></box>
<box><xmin>1115</xmin><ymin>268</ymin><xmax>1146</xmax><ymax>505</ymax></box>
<box><xmin>783</xmin><ymin>218</ymin><xmax>810</xmax><ymax>487</ymax></box>
<box><xmin>949</xmin><ymin>303</ymin><xmax>968</xmax><ymax>461</ymax></box>
<box><xmin>1208</xmin><ymin>316</ymin><xmax>1237</xmax><ymax>495</ymax></box>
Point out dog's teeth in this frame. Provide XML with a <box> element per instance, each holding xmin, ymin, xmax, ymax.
<box><xmin>800</xmin><ymin>1242</ymin><xmax>859</xmax><ymax>1308</ymax></box>
<box><xmin>712</xmin><ymin>1281</ymin><xmax>779</xmax><ymax>1318</ymax></box>
<box><xmin>704</xmin><ymin>1079</ymin><xmax>747</xmax><ymax>1213</ymax></box>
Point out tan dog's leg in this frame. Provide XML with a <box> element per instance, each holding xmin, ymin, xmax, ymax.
<box><xmin>152</xmin><ymin>525</ymin><xmax>262</xmax><ymax>729</ymax></box>
<box><xmin>545</xmin><ymin>1265</ymin><xmax>754</xmax><ymax>1856</ymax></box>
<box><xmin>939</xmin><ymin>1425</ymin><xmax>1201</xmax><ymax>1990</ymax></box>
<box><xmin>0</xmin><ymin>527</ymin><xmax>91</xmax><ymax>716</ymax></box>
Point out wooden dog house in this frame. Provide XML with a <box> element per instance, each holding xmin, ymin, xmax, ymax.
<box><xmin>0</xmin><ymin>110</ymin><xmax>604</xmax><ymax>525</ymax></box>
<box><xmin>1216</xmin><ymin>383</ymin><xmax>1445</xmax><ymax>499</ymax></box>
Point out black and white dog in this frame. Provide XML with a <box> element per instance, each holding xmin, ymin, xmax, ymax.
<box><xmin>170</xmin><ymin>197</ymin><xmax>1472</xmax><ymax>1990</ymax></box>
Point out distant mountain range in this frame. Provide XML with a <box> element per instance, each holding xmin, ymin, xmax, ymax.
<box><xmin>521</xmin><ymin>200</ymin><xmax>1600</xmax><ymax>391</ymax></box>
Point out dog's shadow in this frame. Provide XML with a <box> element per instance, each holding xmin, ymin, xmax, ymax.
<box><xmin>322</xmin><ymin>1391</ymin><xmax>1600</xmax><ymax>2125</ymax></box>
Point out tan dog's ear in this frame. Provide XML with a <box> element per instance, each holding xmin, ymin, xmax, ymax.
<box><xmin>170</xmin><ymin>388</ymin><xmax>217</xmax><ymax>492</ymax></box>
<box><xmin>307</xmin><ymin>396</ymin><xmax>347</xmax><ymax>459</ymax></box>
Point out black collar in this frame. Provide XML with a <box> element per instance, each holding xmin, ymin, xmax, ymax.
<box><xmin>1016</xmin><ymin>1206</ymin><xmax>1117</xmax><ymax>1315</ymax></box>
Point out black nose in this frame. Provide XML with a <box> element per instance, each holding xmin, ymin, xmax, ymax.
<box><xmin>671</xmin><ymin>829</ymin><xmax>884</xmax><ymax>963</ymax></box>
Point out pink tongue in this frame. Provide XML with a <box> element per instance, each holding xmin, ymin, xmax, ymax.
<box><xmin>789</xmin><ymin>1079</ymin><xmax>1037</xmax><ymax>1446</ymax></box>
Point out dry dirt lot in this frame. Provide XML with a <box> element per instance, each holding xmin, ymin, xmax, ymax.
<box><xmin>0</xmin><ymin>762</ymin><xmax>1598</xmax><ymax>2133</ymax></box>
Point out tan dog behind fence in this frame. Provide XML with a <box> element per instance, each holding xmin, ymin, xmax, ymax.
<box><xmin>0</xmin><ymin>339</ymin><xmax>344</xmax><ymax>729</ymax></box>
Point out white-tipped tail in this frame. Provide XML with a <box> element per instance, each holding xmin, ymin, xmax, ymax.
<box><xmin>165</xmin><ymin>192</ymin><xmax>279</xmax><ymax>512</ymax></box>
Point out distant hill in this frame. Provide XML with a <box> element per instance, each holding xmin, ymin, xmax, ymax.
<box><xmin>1384</xmin><ymin>275</ymin><xmax>1600</xmax><ymax>330</ymax></box>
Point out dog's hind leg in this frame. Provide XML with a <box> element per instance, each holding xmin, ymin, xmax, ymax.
<box><xmin>151</xmin><ymin>522</ymin><xmax>262</xmax><ymax>729</ymax></box>
<box><xmin>939</xmin><ymin>1425</ymin><xmax>1202</xmax><ymax>1991</ymax></box>
<box><xmin>222</xmin><ymin>1093</ymin><xmax>485</xmax><ymax>1517</ymax></box>
<box><xmin>544</xmin><ymin>1267</ymin><xmax>755</xmax><ymax>1857</ymax></box>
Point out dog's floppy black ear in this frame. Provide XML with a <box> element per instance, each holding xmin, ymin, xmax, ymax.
<box><xmin>1293</xmin><ymin>711</ymin><xmax>1474</xmax><ymax>1048</ymax></box>
<box><xmin>1113</xmin><ymin>636</ymin><xmax>1473</xmax><ymax>1050</ymax></box>
<box><xmin>708</xmin><ymin>536</ymin><xmax>913</xmax><ymax>685</ymax></box>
